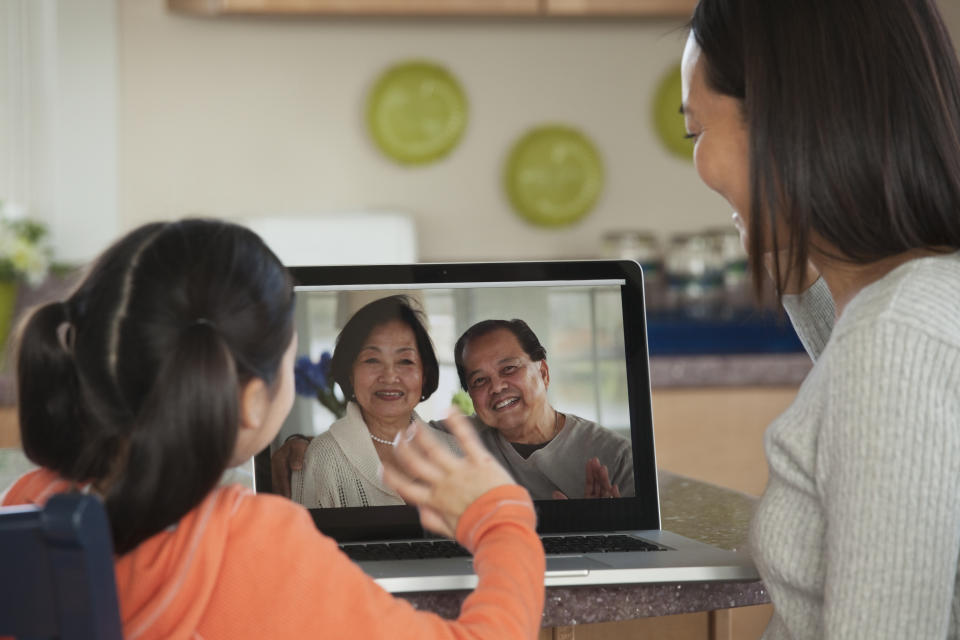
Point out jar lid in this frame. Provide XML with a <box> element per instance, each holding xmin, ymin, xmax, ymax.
<box><xmin>602</xmin><ymin>230</ymin><xmax>658</xmax><ymax>242</ymax></box>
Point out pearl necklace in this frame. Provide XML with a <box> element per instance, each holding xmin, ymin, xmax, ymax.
<box><xmin>369</xmin><ymin>415</ymin><xmax>416</xmax><ymax>446</ymax></box>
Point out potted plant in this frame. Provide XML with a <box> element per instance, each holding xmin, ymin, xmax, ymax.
<box><xmin>0</xmin><ymin>200</ymin><xmax>52</xmax><ymax>351</ymax></box>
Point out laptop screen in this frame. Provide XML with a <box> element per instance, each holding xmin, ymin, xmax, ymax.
<box><xmin>255</xmin><ymin>260</ymin><xmax>659</xmax><ymax>539</ymax></box>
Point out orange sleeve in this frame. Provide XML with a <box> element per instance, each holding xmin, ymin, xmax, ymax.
<box><xmin>199</xmin><ymin>485</ymin><xmax>545</xmax><ymax>640</ymax></box>
<box><xmin>1</xmin><ymin>469</ymin><xmax>71</xmax><ymax>507</ymax></box>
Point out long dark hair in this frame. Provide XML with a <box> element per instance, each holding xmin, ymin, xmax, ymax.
<box><xmin>330</xmin><ymin>295</ymin><xmax>439</xmax><ymax>402</ymax></box>
<box><xmin>15</xmin><ymin>219</ymin><xmax>295</xmax><ymax>554</ymax></box>
<box><xmin>691</xmin><ymin>0</ymin><xmax>960</xmax><ymax>298</ymax></box>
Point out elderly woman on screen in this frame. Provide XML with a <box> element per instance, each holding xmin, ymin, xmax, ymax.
<box><xmin>454</xmin><ymin>319</ymin><xmax>634</xmax><ymax>501</ymax></box>
<box><xmin>291</xmin><ymin>295</ymin><xmax>458</xmax><ymax>508</ymax></box>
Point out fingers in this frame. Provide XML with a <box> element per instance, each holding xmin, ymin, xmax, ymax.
<box><xmin>596</xmin><ymin>462</ymin><xmax>612</xmax><ymax>490</ymax></box>
<box><xmin>584</xmin><ymin>457</ymin><xmax>601</xmax><ymax>498</ymax></box>
<box><xmin>418</xmin><ymin>506</ymin><xmax>455</xmax><ymax>539</ymax></box>
<box><xmin>391</xmin><ymin>424</ymin><xmax>447</xmax><ymax>486</ymax></box>
<box><xmin>441</xmin><ymin>409</ymin><xmax>488</xmax><ymax>463</ymax></box>
<box><xmin>379</xmin><ymin>463</ymin><xmax>434</xmax><ymax>505</ymax></box>
<box><xmin>583</xmin><ymin>457</ymin><xmax>620</xmax><ymax>498</ymax></box>
<box><xmin>381</xmin><ymin>411</ymin><xmax>516</xmax><ymax>541</ymax></box>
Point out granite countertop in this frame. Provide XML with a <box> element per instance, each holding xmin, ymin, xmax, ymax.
<box><xmin>398</xmin><ymin>471</ymin><xmax>768</xmax><ymax>626</ymax></box>
<box><xmin>649</xmin><ymin>353</ymin><xmax>810</xmax><ymax>389</ymax></box>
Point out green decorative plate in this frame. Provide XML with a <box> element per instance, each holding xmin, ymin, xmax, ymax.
<box><xmin>652</xmin><ymin>63</ymin><xmax>694</xmax><ymax>161</ymax></box>
<box><xmin>366</xmin><ymin>60</ymin><xmax>468</xmax><ymax>165</ymax></box>
<box><xmin>503</xmin><ymin>125</ymin><xmax>604</xmax><ymax>227</ymax></box>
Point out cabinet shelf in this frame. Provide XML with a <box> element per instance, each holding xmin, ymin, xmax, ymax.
<box><xmin>169</xmin><ymin>0</ymin><xmax>697</xmax><ymax>17</ymax></box>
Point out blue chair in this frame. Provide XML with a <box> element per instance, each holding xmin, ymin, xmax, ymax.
<box><xmin>0</xmin><ymin>493</ymin><xmax>123</xmax><ymax>640</ymax></box>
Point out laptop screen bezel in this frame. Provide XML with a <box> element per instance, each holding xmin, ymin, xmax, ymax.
<box><xmin>254</xmin><ymin>260</ymin><xmax>660</xmax><ymax>539</ymax></box>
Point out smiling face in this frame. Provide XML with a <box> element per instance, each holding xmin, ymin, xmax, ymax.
<box><xmin>350</xmin><ymin>319</ymin><xmax>424</xmax><ymax>426</ymax></box>
<box><xmin>681</xmin><ymin>32</ymin><xmax>753</xmax><ymax>248</ymax></box>
<box><xmin>461</xmin><ymin>328</ymin><xmax>552</xmax><ymax>440</ymax></box>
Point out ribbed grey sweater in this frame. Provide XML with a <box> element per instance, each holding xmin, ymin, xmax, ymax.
<box><xmin>752</xmin><ymin>251</ymin><xmax>960</xmax><ymax>639</ymax></box>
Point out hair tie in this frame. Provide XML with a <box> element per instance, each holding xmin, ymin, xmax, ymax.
<box><xmin>56</xmin><ymin>321</ymin><xmax>76</xmax><ymax>354</ymax></box>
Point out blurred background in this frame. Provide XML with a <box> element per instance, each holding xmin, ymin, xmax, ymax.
<box><xmin>3</xmin><ymin>3</ymin><xmax>959</xmax><ymax>636</ymax></box>
<box><xmin>3</xmin><ymin>0</ymin><xmax>960</xmax><ymax>495</ymax></box>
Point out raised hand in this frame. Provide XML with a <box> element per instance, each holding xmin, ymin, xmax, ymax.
<box><xmin>552</xmin><ymin>457</ymin><xmax>621</xmax><ymax>499</ymax></box>
<box><xmin>381</xmin><ymin>410</ymin><xmax>515</xmax><ymax>539</ymax></box>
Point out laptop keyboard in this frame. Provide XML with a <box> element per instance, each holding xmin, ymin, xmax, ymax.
<box><xmin>339</xmin><ymin>534</ymin><xmax>666</xmax><ymax>562</ymax></box>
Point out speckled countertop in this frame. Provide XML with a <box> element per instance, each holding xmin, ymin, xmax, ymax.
<box><xmin>398</xmin><ymin>471</ymin><xmax>768</xmax><ymax>626</ymax></box>
<box><xmin>649</xmin><ymin>353</ymin><xmax>810</xmax><ymax>388</ymax></box>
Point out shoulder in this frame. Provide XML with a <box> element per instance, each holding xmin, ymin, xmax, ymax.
<box><xmin>832</xmin><ymin>252</ymin><xmax>960</xmax><ymax>350</ymax></box>
<box><xmin>2</xmin><ymin>468</ymin><xmax>73</xmax><ymax>506</ymax></box>
<box><xmin>215</xmin><ymin>484</ymin><xmax>333</xmax><ymax>550</ymax></box>
<box><xmin>564</xmin><ymin>414</ymin><xmax>629</xmax><ymax>445</ymax></box>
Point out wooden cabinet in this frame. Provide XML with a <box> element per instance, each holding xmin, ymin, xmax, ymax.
<box><xmin>652</xmin><ymin>385</ymin><xmax>799</xmax><ymax>497</ymax></box>
<box><xmin>168</xmin><ymin>0</ymin><xmax>540</xmax><ymax>16</ymax></box>
<box><xmin>539</xmin><ymin>607</ymin><xmax>773</xmax><ymax>640</ymax></box>
<box><xmin>168</xmin><ymin>0</ymin><xmax>696</xmax><ymax>17</ymax></box>
<box><xmin>545</xmin><ymin>0</ymin><xmax>696</xmax><ymax>16</ymax></box>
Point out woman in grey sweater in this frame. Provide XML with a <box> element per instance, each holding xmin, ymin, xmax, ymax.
<box><xmin>681</xmin><ymin>0</ymin><xmax>960</xmax><ymax>637</ymax></box>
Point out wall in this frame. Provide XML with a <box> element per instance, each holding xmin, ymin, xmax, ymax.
<box><xmin>1</xmin><ymin>0</ymin><xmax>118</xmax><ymax>264</ymax></box>
<box><xmin>118</xmin><ymin>2</ymin><xmax>716</xmax><ymax>262</ymax></box>
<box><xmin>117</xmin><ymin>1</ymin><xmax>960</xmax><ymax>263</ymax></box>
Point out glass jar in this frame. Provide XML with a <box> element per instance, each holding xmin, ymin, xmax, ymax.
<box><xmin>705</xmin><ymin>227</ymin><xmax>750</xmax><ymax>312</ymax></box>
<box><xmin>664</xmin><ymin>232</ymin><xmax>725</xmax><ymax>315</ymax></box>
<box><xmin>602</xmin><ymin>230</ymin><xmax>665</xmax><ymax>310</ymax></box>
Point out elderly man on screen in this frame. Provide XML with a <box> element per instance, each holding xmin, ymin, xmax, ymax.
<box><xmin>454</xmin><ymin>319</ymin><xmax>634</xmax><ymax>500</ymax></box>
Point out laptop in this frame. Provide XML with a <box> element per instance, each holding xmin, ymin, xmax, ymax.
<box><xmin>253</xmin><ymin>260</ymin><xmax>758</xmax><ymax>592</ymax></box>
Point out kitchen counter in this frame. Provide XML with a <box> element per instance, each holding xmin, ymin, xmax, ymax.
<box><xmin>649</xmin><ymin>353</ymin><xmax>810</xmax><ymax>388</ymax></box>
<box><xmin>397</xmin><ymin>471</ymin><xmax>768</xmax><ymax>626</ymax></box>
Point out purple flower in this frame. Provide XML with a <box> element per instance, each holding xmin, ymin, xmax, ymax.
<box><xmin>293</xmin><ymin>351</ymin><xmax>347</xmax><ymax>418</ymax></box>
<box><xmin>294</xmin><ymin>354</ymin><xmax>330</xmax><ymax>397</ymax></box>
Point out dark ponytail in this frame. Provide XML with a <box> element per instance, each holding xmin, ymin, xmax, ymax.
<box><xmin>15</xmin><ymin>219</ymin><xmax>294</xmax><ymax>554</ymax></box>
<box><xmin>15</xmin><ymin>301</ymin><xmax>115</xmax><ymax>480</ymax></box>
<box><xmin>106</xmin><ymin>322</ymin><xmax>240</xmax><ymax>553</ymax></box>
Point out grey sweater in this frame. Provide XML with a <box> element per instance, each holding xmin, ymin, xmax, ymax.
<box><xmin>753</xmin><ymin>252</ymin><xmax>960</xmax><ymax>639</ymax></box>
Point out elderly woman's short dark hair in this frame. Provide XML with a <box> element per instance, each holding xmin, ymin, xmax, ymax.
<box><xmin>453</xmin><ymin>319</ymin><xmax>547</xmax><ymax>390</ymax></box>
<box><xmin>330</xmin><ymin>295</ymin><xmax>439</xmax><ymax>401</ymax></box>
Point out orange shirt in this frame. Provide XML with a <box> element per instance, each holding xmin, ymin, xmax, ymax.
<box><xmin>3</xmin><ymin>469</ymin><xmax>545</xmax><ymax>639</ymax></box>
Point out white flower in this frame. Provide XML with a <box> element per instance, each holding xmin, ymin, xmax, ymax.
<box><xmin>0</xmin><ymin>198</ymin><xmax>52</xmax><ymax>285</ymax></box>
<box><xmin>0</xmin><ymin>201</ymin><xmax>26</xmax><ymax>221</ymax></box>
<box><xmin>10</xmin><ymin>237</ymin><xmax>49</xmax><ymax>286</ymax></box>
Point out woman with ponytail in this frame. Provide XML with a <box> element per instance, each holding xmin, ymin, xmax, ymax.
<box><xmin>3</xmin><ymin>219</ymin><xmax>544</xmax><ymax>639</ymax></box>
